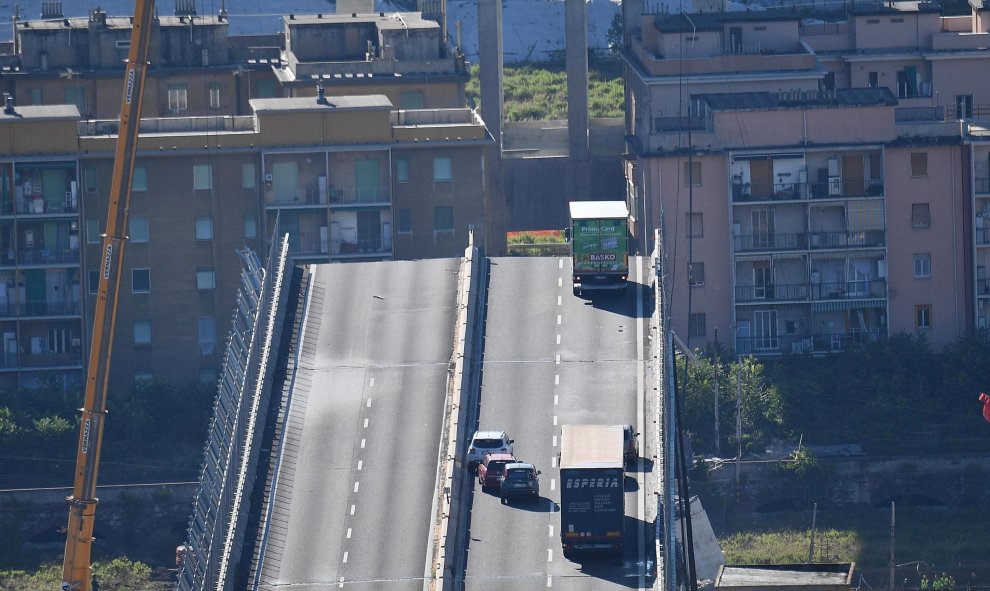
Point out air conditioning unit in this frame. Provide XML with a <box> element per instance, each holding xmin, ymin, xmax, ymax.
<box><xmin>264</xmin><ymin>173</ymin><xmax>273</xmax><ymax>182</ymax></box>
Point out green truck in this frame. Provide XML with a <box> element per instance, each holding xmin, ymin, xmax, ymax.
<box><xmin>568</xmin><ymin>201</ymin><xmax>631</xmax><ymax>296</ymax></box>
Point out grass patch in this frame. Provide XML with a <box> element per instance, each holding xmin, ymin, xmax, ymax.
<box><xmin>466</xmin><ymin>58</ymin><xmax>624</xmax><ymax>121</ymax></box>
<box><xmin>716</xmin><ymin>505</ymin><xmax>990</xmax><ymax>585</ymax></box>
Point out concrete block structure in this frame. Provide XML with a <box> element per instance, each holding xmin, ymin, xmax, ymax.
<box><xmin>621</xmin><ymin>0</ymin><xmax>990</xmax><ymax>355</ymax></box>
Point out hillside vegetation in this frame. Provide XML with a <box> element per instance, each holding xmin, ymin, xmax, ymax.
<box><xmin>466</xmin><ymin>58</ymin><xmax>625</xmax><ymax>121</ymax></box>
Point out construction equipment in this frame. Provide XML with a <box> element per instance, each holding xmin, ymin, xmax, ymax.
<box><xmin>61</xmin><ymin>0</ymin><xmax>155</xmax><ymax>589</ymax></box>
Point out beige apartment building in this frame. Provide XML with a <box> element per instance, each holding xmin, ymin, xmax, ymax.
<box><xmin>0</xmin><ymin>7</ymin><xmax>489</xmax><ymax>393</ymax></box>
<box><xmin>622</xmin><ymin>0</ymin><xmax>990</xmax><ymax>355</ymax></box>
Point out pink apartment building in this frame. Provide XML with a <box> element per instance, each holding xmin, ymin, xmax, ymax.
<box><xmin>621</xmin><ymin>0</ymin><xmax>990</xmax><ymax>355</ymax></box>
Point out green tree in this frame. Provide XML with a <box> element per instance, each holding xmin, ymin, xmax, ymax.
<box><xmin>606</xmin><ymin>12</ymin><xmax>623</xmax><ymax>54</ymax></box>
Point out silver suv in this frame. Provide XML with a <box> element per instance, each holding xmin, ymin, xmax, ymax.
<box><xmin>466</xmin><ymin>430</ymin><xmax>514</xmax><ymax>470</ymax></box>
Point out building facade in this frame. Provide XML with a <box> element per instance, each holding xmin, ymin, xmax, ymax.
<box><xmin>622</xmin><ymin>0</ymin><xmax>990</xmax><ymax>355</ymax></box>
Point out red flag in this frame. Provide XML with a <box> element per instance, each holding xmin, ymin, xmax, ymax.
<box><xmin>981</xmin><ymin>393</ymin><xmax>990</xmax><ymax>424</ymax></box>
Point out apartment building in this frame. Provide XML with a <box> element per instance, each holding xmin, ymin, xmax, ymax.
<box><xmin>621</xmin><ymin>0</ymin><xmax>990</xmax><ymax>355</ymax></box>
<box><xmin>0</xmin><ymin>4</ymin><xmax>466</xmax><ymax>119</ymax></box>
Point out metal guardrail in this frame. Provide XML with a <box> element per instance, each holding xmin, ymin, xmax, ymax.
<box><xmin>175</xmin><ymin>230</ymin><xmax>292</xmax><ymax>591</ymax></box>
<box><xmin>653</xmin><ymin>227</ymin><xmax>677</xmax><ymax>591</ymax></box>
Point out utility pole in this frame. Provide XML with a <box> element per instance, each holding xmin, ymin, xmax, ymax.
<box><xmin>735</xmin><ymin>365</ymin><xmax>742</xmax><ymax>485</ymax></box>
<box><xmin>889</xmin><ymin>501</ymin><xmax>896</xmax><ymax>591</ymax></box>
<box><xmin>807</xmin><ymin>502</ymin><xmax>817</xmax><ymax>563</ymax></box>
<box><xmin>714</xmin><ymin>327</ymin><xmax>720</xmax><ymax>456</ymax></box>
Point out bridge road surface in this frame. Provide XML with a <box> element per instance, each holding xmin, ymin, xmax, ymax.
<box><xmin>463</xmin><ymin>256</ymin><xmax>651</xmax><ymax>591</ymax></box>
<box><xmin>257</xmin><ymin>259</ymin><xmax>459</xmax><ymax>591</ymax></box>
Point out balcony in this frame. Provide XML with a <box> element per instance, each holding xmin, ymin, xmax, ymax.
<box><xmin>17</xmin><ymin>351</ymin><xmax>83</xmax><ymax>368</ymax></box>
<box><xmin>976</xmin><ymin>177</ymin><xmax>990</xmax><ymax>195</ymax></box>
<box><xmin>732</xmin><ymin>179</ymin><xmax>884</xmax><ymax>202</ymax></box>
<box><xmin>977</xmin><ymin>227</ymin><xmax>990</xmax><ymax>246</ymax></box>
<box><xmin>21</xmin><ymin>299</ymin><xmax>82</xmax><ymax>317</ymax></box>
<box><xmin>16</xmin><ymin>248</ymin><xmax>81</xmax><ymax>266</ymax></box>
<box><xmin>735</xmin><ymin>279</ymin><xmax>887</xmax><ymax>303</ymax></box>
<box><xmin>329</xmin><ymin>187</ymin><xmax>391</xmax><ymax>207</ymax></box>
<box><xmin>735</xmin><ymin>330</ymin><xmax>882</xmax><ymax>355</ymax></box>
<box><xmin>736</xmin><ymin>230</ymin><xmax>884</xmax><ymax>253</ymax></box>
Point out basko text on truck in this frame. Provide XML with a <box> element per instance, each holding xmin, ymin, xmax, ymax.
<box><xmin>568</xmin><ymin>201</ymin><xmax>631</xmax><ymax>296</ymax></box>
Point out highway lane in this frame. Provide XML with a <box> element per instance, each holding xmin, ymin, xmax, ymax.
<box><xmin>258</xmin><ymin>259</ymin><xmax>459</xmax><ymax>591</ymax></box>
<box><xmin>464</xmin><ymin>256</ymin><xmax>651</xmax><ymax>591</ymax></box>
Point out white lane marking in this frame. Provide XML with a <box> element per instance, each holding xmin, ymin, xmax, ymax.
<box><xmin>552</xmin><ymin>435</ymin><xmax>558</xmax><ymax>447</ymax></box>
<box><xmin>549</xmin><ymin>524</ymin><xmax>554</xmax><ymax>537</ymax></box>
<box><xmin>363</xmin><ymin>418</ymin><xmax>369</xmax><ymax>429</ymax></box>
<box><xmin>346</xmin><ymin>528</ymin><xmax>352</xmax><ymax>539</ymax></box>
<box><xmin>548</xmin><ymin>549</ymin><xmax>553</xmax><ymax>562</ymax></box>
<box><xmin>551</xmin><ymin>479</ymin><xmax>556</xmax><ymax>491</ymax></box>
<box><xmin>551</xmin><ymin>456</ymin><xmax>557</xmax><ymax>468</ymax></box>
<box><xmin>554</xmin><ymin>394</ymin><xmax>559</xmax><ymax>405</ymax></box>
<box><xmin>553</xmin><ymin>415</ymin><xmax>558</xmax><ymax>426</ymax></box>
<box><xmin>557</xmin><ymin>295</ymin><xmax>562</xmax><ymax>306</ymax></box>
<box><xmin>366</xmin><ymin>396</ymin><xmax>373</xmax><ymax>406</ymax></box>
<box><xmin>350</xmin><ymin>504</ymin><xmax>356</xmax><ymax>515</ymax></box>
<box><xmin>558</xmin><ymin>259</ymin><xmax>563</xmax><ymax>269</ymax></box>
<box><xmin>342</xmin><ymin>552</ymin><xmax>349</xmax><ymax>564</ymax></box>
<box><xmin>557</xmin><ymin>314</ymin><xmax>561</xmax><ymax>325</ymax></box>
<box><xmin>556</xmin><ymin>334</ymin><xmax>561</xmax><ymax>345</ymax></box>
<box><xmin>554</xmin><ymin>374</ymin><xmax>559</xmax><ymax>386</ymax></box>
<box><xmin>547</xmin><ymin>576</ymin><xmax>553</xmax><ymax>587</ymax></box>
<box><xmin>361</xmin><ymin>438</ymin><xmax>366</xmax><ymax>449</ymax></box>
<box><xmin>558</xmin><ymin>277</ymin><xmax>562</xmax><ymax>288</ymax></box>
<box><xmin>353</xmin><ymin>482</ymin><xmax>360</xmax><ymax>493</ymax></box>
<box><xmin>555</xmin><ymin>354</ymin><xmax>560</xmax><ymax>365</ymax></box>
<box><xmin>357</xmin><ymin>460</ymin><xmax>363</xmax><ymax>471</ymax></box>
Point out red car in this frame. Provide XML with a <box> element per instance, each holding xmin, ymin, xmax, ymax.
<box><xmin>477</xmin><ymin>453</ymin><xmax>516</xmax><ymax>490</ymax></box>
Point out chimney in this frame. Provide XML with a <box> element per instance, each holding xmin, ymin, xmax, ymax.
<box><xmin>316</xmin><ymin>77</ymin><xmax>327</xmax><ymax>104</ymax></box>
<box><xmin>3</xmin><ymin>94</ymin><xmax>15</xmax><ymax>115</ymax></box>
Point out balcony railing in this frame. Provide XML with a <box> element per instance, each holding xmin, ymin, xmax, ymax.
<box><xmin>976</xmin><ymin>177</ymin><xmax>990</xmax><ymax>195</ymax></box>
<box><xmin>977</xmin><ymin>227</ymin><xmax>990</xmax><ymax>246</ymax></box>
<box><xmin>735</xmin><ymin>330</ymin><xmax>882</xmax><ymax>355</ymax></box>
<box><xmin>16</xmin><ymin>248</ymin><xmax>81</xmax><ymax>265</ymax></box>
<box><xmin>736</xmin><ymin>230</ymin><xmax>884</xmax><ymax>252</ymax></box>
<box><xmin>17</xmin><ymin>351</ymin><xmax>83</xmax><ymax>368</ymax></box>
<box><xmin>732</xmin><ymin>179</ymin><xmax>884</xmax><ymax>202</ymax></box>
<box><xmin>735</xmin><ymin>279</ymin><xmax>887</xmax><ymax>302</ymax></box>
<box><xmin>22</xmin><ymin>299</ymin><xmax>82</xmax><ymax>317</ymax></box>
<box><xmin>330</xmin><ymin>187</ymin><xmax>391</xmax><ymax>205</ymax></box>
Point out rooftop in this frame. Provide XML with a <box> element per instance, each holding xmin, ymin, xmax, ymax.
<box><xmin>249</xmin><ymin>94</ymin><xmax>393</xmax><ymax>113</ymax></box>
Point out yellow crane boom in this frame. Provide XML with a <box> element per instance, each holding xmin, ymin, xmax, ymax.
<box><xmin>61</xmin><ymin>0</ymin><xmax>155</xmax><ymax>589</ymax></box>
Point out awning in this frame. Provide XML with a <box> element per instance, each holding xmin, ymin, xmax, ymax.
<box><xmin>813</xmin><ymin>298</ymin><xmax>886</xmax><ymax>312</ymax></box>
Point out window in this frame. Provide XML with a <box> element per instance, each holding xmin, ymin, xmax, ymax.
<box><xmin>683</xmin><ymin>161</ymin><xmax>702</xmax><ymax>186</ymax></box>
<box><xmin>88</xmin><ymin>271</ymin><xmax>99</xmax><ymax>294</ymax></box>
<box><xmin>198</xmin><ymin>316</ymin><xmax>217</xmax><ymax>355</ymax></box>
<box><xmin>85</xmin><ymin>167</ymin><xmax>98</xmax><ymax>193</ymax></box>
<box><xmin>686</xmin><ymin>212</ymin><xmax>703</xmax><ymax>238</ymax></box>
<box><xmin>199</xmin><ymin>366</ymin><xmax>218</xmax><ymax>384</ymax></box>
<box><xmin>30</xmin><ymin>88</ymin><xmax>42</xmax><ymax>105</ymax></box>
<box><xmin>196</xmin><ymin>268</ymin><xmax>216</xmax><ymax>290</ymax></box>
<box><xmin>956</xmin><ymin>94</ymin><xmax>973</xmax><ymax>119</ymax></box>
<box><xmin>131</xmin><ymin>166</ymin><xmax>147</xmax><ymax>191</ymax></box>
<box><xmin>913</xmin><ymin>253</ymin><xmax>931</xmax><ymax>278</ymax></box>
<box><xmin>168</xmin><ymin>83</ymin><xmax>188</xmax><ymax>112</ymax></box>
<box><xmin>400</xmin><ymin>91</ymin><xmax>424</xmax><ymax>109</ymax></box>
<box><xmin>242</xmin><ymin>163</ymin><xmax>256</xmax><ymax>189</ymax></box>
<box><xmin>193</xmin><ymin>164</ymin><xmax>212</xmax><ymax>190</ymax></box>
<box><xmin>86</xmin><ymin>220</ymin><xmax>100</xmax><ymax>244</ymax></box>
<box><xmin>433</xmin><ymin>157</ymin><xmax>452</xmax><ymax>182</ymax></box>
<box><xmin>868</xmin><ymin>72</ymin><xmax>879</xmax><ymax>87</ymax></box>
<box><xmin>195</xmin><ymin>216</ymin><xmax>214</xmax><ymax>240</ymax></box>
<box><xmin>130</xmin><ymin>217</ymin><xmax>149</xmax><ymax>243</ymax></box>
<box><xmin>132</xmin><ymin>268</ymin><xmax>150</xmax><ymax>293</ymax></box>
<box><xmin>256</xmin><ymin>79</ymin><xmax>277</xmax><ymax>98</ymax></box>
<box><xmin>209</xmin><ymin>82</ymin><xmax>221</xmax><ymax>109</ymax></box>
<box><xmin>689</xmin><ymin>313</ymin><xmax>707</xmax><ymax>338</ymax></box>
<box><xmin>397</xmin><ymin>208</ymin><xmax>412</xmax><ymax>234</ymax></box>
<box><xmin>915</xmin><ymin>304</ymin><xmax>932</xmax><ymax>329</ymax></box>
<box><xmin>133</xmin><ymin>319</ymin><xmax>152</xmax><ymax>344</ymax></box>
<box><xmin>396</xmin><ymin>158</ymin><xmax>410</xmax><ymax>183</ymax></box>
<box><xmin>134</xmin><ymin>371</ymin><xmax>153</xmax><ymax>386</ymax></box>
<box><xmin>911</xmin><ymin>152</ymin><xmax>928</xmax><ymax>177</ymax></box>
<box><xmin>434</xmin><ymin>206</ymin><xmax>454</xmax><ymax>231</ymax></box>
<box><xmin>244</xmin><ymin>214</ymin><xmax>257</xmax><ymax>239</ymax></box>
<box><xmin>688</xmin><ymin>262</ymin><xmax>705</xmax><ymax>286</ymax></box>
<box><xmin>911</xmin><ymin>203</ymin><xmax>931</xmax><ymax>228</ymax></box>
<box><xmin>65</xmin><ymin>86</ymin><xmax>85</xmax><ymax>113</ymax></box>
